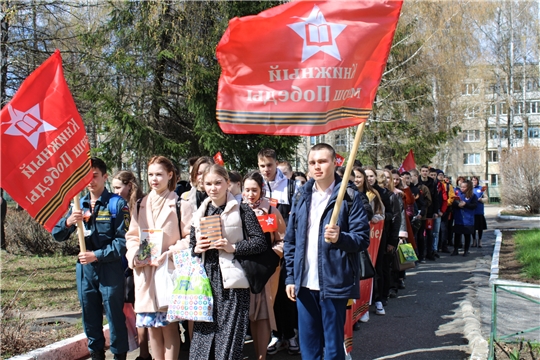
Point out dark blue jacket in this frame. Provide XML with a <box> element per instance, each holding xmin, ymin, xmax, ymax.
<box><xmin>284</xmin><ymin>175</ymin><xmax>370</xmax><ymax>299</ymax></box>
<box><xmin>452</xmin><ymin>190</ymin><xmax>478</xmax><ymax>227</ymax></box>
<box><xmin>473</xmin><ymin>186</ymin><xmax>485</xmax><ymax>215</ymax></box>
<box><xmin>52</xmin><ymin>189</ymin><xmax>129</xmax><ymax>262</ymax></box>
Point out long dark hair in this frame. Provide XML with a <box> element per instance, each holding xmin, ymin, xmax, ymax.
<box><xmin>242</xmin><ymin>171</ymin><xmax>265</xmax><ymax>200</ymax></box>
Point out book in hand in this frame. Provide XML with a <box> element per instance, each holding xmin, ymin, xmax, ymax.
<box><xmin>199</xmin><ymin>215</ymin><xmax>222</xmax><ymax>248</ymax></box>
<box><xmin>137</xmin><ymin>229</ymin><xmax>163</xmax><ymax>265</ymax></box>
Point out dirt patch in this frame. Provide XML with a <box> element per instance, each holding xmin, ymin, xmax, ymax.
<box><xmin>498</xmin><ymin>232</ymin><xmax>540</xmax><ymax>285</ymax></box>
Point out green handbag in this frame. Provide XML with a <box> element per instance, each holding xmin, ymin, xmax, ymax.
<box><xmin>398</xmin><ymin>243</ymin><xmax>418</xmax><ymax>264</ymax></box>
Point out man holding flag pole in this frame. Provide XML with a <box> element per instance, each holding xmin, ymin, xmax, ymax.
<box><xmin>215</xmin><ymin>0</ymin><xmax>403</xmax><ymax>356</ymax></box>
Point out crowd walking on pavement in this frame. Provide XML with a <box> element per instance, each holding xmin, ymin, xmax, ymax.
<box><xmin>52</xmin><ymin>144</ymin><xmax>490</xmax><ymax>360</ymax></box>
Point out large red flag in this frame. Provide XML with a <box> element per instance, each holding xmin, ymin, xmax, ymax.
<box><xmin>398</xmin><ymin>149</ymin><xmax>417</xmax><ymax>174</ymax></box>
<box><xmin>216</xmin><ymin>1</ymin><xmax>403</xmax><ymax>136</ymax></box>
<box><xmin>0</xmin><ymin>50</ymin><xmax>93</xmax><ymax>231</ymax></box>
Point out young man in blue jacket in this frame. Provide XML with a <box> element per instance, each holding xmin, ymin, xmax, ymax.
<box><xmin>284</xmin><ymin>143</ymin><xmax>370</xmax><ymax>360</ymax></box>
<box><xmin>52</xmin><ymin>158</ymin><xmax>129</xmax><ymax>360</ymax></box>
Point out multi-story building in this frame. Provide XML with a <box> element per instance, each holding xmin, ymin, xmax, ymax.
<box><xmin>435</xmin><ymin>64</ymin><xmax>540</xmax><ymax>202</ymax></box>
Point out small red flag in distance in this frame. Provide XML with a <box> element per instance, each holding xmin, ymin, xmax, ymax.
<box><xmin>213</xmin><ymin>152</ymin><xmax>225</xmax><ymax>166</ymax></box>
<box><xmin>216</xmin><ymin>1</ymin><xmax>403</xmax><ymax>136</ymax></box>
<box><xmin>336</xmin><ymin>153</ymin><xmax>345</xmax><ymax>167</ymax></box>
<box><xmin>0</xmin><ymin>50</ymin><xmax>93</xmax><ymax>231</ymax></box>
<box><xmin>398</xmin><ymin>150</ymin><xmax>417</xmax><ymax>174</ymax></box>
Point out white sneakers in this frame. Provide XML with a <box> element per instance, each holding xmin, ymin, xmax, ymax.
<box><xmin>360</xmin><ymin>311</ymin><xmax>370</xmax><ymax>323</ymax></box>
<box><xmin>375</xmin><ymin>301</ymin><xmax>385</xmax><ymax>315</ymax></box>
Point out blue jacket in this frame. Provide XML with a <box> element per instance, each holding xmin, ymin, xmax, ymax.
<box><xmin>52</xmin><ymin>189</ymin><xmax>129</xmax><ymax>263</ymax></box>
<box><xmin>452</xmin><ymin>190</ymin><xmax>478</xmax><ymax>227</ymax></box>
<box><xmin>473</xmin><ymin>185</ymin><xmax>485</xmax><ymax>215</ymax></box>
<box><xmin>284</xmin><ymin>175</ymin><xmax>370</xmax><ymax>299</ymax></box>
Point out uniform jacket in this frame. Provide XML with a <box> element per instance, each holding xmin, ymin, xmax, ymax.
<box><xmin>284</xmin><ymin>174</ymin><xmax>370</xmax><ymax>299</ymax></box>
<box><xmin>52</xmin><ymin>189</ymin><xmax>129</xmax><ymax>263</ymax></box>
<box><xmin>125</xmin><ymin>191</ymin><xmax>188</xmax><ymax>312</ymax></box>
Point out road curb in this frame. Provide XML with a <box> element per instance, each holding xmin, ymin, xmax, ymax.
<box><xmin>497</xmin><ymin>210</ymin><xmax>540</xmax><ymax>221</ymax></box>
<box><xmin>7</xmin><ymin>325</ymin><xmax>109</xmax><ymax>360</ymax></box>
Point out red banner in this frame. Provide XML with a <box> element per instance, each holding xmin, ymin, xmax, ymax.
<box><xmin>0</xmin><ymin>50</ymin><xmax>93</xmax><ymax>231</ymax></box>
<box><xmin>346</xmin><ymin>220</ymin><xmax>384</xmax><ymax>354</ymax></box>
<box><xmin>398</xmin><ymin>149</ymin><xmax>417</xmax><ymax>174</ymax></box>
<box><xmin>216</xmin><ymin>1</ymin><xmax>403</xmax><ymax>136</ymax></box>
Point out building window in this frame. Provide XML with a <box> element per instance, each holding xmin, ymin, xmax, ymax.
<box><xmin>514</xmin><ymin>102</ymin><xmax>523</xmax><ymax>114</ymax></box>
<box><xmin>463</xmin><ymin>153</ymin><xmax>481</xmax><ymax>165</ymax></box>
<box><xmin>310</xmin><ymin>136</ymin><xmax>316</xmax><ymax>145</ymax></box>
<box><xmin>462</xmin><ymin>83</ymin><xmax>479</xmax><ymax>96</ymax></box>
<box><xmin>490</xmin><ymin>104</ymin><xmax>498</xmax><ymax>115</ymax></box>
<box><xmin>528</xmin><ymin>101</ymin><xmax>539</xmax><ymax>114</ymax></box>
<box><xmin>488</xmin><ymin>150</ymin><xmax>499</xmax><ymax>163</ymax></box>
<box><xmin>515</xmin><ymin>128</ymin><xmax>523</xmax><ymax>139</ymax></box>
<box><xmin>490</xmin><ymin>174</ymin><xmax>499</xmax><ymax>186</ymax></box>
<box><xmin>335</xmin><ymin>133</ymin><xmax>346</xmax><ymax>147</ymax></box>
<box><xmin>529</xmin><ymin>127</ymin><xmax>540</xmax><ymax>138</ymax></box>
<box><xmin>464</xmin><ymin>105</ymin><xmax>481</xmax><ymax>118</ymax></box>
<box><xmin>463</xmin><ymin>130</ymin><xmax>481</xmax><ymax>142</ymax></box>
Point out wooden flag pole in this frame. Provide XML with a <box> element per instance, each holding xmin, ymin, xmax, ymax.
<box><xmin>73</xmin><ymin>194</ymin><xmax>86</xmax><ymax>252</ymax></box>
<box><xmin>325</xmin><ymin>121</ymin><xmax>367</xmax><ymax>243</ymax></box>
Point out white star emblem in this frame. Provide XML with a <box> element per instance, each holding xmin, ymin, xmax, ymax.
<box><xmin>3</xmin><ymin>104</ymin><xmax>56</xmax><ymax>149</ymax></box>
<box><xmin>288</xmin><ymin>5</ymin><xmax>346</xmax><ymax>63</ymax></box>
<box><xmin>265</xmin><ymin>216</ymin><xmax>275</xmax><ymax>226</ymax></box>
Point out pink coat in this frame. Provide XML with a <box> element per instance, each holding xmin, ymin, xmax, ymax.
<box><xmin>125</xmin><ymin>191</ymin><xmax>189</xmax><ymax>313</ymax></box>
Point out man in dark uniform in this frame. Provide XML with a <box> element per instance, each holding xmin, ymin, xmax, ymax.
<box><xmin>53</xmin><ymin>158</ymin><xmax>129</xmax><ymax>360</ymax></box>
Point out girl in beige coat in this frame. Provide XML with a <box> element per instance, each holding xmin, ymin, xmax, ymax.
<box><xmin>242</xmin><ymin>171</ymin><xmax>285</xmax><ymax>360</ymax></box>
<box><xmin>125</xmin><ymin>156</ymin><xmax>188</xmax><ymax>360</ymax></box>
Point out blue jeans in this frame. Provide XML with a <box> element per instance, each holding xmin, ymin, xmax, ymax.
<box><xmin>296</xmin><ymin>287</ymin><xmax>348</xmax><ymax>360</ymax></box>
<box><xmin>432</xmin><ymin>217</ymin><xmax>441</xmax><ymax>252</ymax></box>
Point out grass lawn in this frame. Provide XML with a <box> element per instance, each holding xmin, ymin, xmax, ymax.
<box><xmin>1</xmin><ymin>252</ymin><xmax>79</xmax><ymax>311</ymax></box>
<box><xmin>514</xmin><ymin>229</ymin><xmax>540</xmax><ymax>280</ymax></box>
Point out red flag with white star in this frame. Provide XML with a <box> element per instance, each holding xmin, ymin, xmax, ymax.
<box><xmin>257</xmin><ymin>214</ymin><xmax>278</xmax><ymax>233</ymax></box>
<box><xmin>216</xmin><ymin>1</ymin><xmax>403</xmax><ymax>136</ymax></box>
<box><xmin>0</xmin><ymin>50</ymin><xmax>93</xmax><ymax>231</ymax></box>
<box><xmin>336</xmin><ymin>153</ymin><xmax>345</xmax><ymax>167</ymax></box>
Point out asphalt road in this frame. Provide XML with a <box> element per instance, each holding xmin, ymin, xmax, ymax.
<box><xmin>111</xmin><ymin>205</ymin><xmax>538</xmax><ymax>360</ymax></box>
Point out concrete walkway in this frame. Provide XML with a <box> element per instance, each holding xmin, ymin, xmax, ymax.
<box><xmin>9</xmin><ymin>205</ymin><xmax>540</xmax><ymax>360</ymax></box>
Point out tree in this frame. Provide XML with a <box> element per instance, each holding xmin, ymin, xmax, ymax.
<box><xmin>500</xmin><ymin>146</ymin><xmax>540</xmax><ymax>214</ymax></box>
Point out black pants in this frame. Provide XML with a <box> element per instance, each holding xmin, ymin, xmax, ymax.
<box><xmin>273</xmin><ymin>264</ymin><xmax>297</xmax><ymax>340</ymax></box>
<box><xmin>416</xmin><ymin>220</ymin><xmax>434</xmax><ymax>260</ymax></box>
<box><xmin>374</xmin><ymin>250</ymin><xmax>393</xmax><ymax>302</ymax></box>
<box><xmin>454</xmin><ymin>233</ymin><xmax>471</xmax><ymax>253</ymax></box>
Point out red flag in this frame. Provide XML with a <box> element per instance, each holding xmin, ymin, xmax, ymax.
<box><xmin>216</xmin><ymin>1</ymin><xmax>403</xmax><ymax>136</ymax></box>
<box><xmin>398</xmin><ymin>149</ymin><xmax>417</xmax><ymax>173</ymax></box>
<box><xmin>335</xmin><ymin>153</ymin><xmax>345</xmax><ymax>167</ymax></box>
<box><xmin>257</xmin><ymin>214</ymin><xmax>279</xmax><ymax>233</ymax></box>
<box><xmin>213</xmin><ymin>151</ymin><xmax>225</xmax><ymax>166</ymax></box>
<box><xmin>0</xmin><ymin>50</ymin><xmax>93</xmax><ymax>231</ymax></box>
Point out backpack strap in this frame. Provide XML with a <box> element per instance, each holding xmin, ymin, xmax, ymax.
<box><xmin>175</xmin><ymin>199</ymin><xmax>182</xmax><ymax>234</ymax></box>
<box><xmin>108</xmin><ymin>195</ymin><xmax>120</xmax><ymax>219</ymax></box>
<box><xmin>287</xmin><ymin>179</ymin><xmax>295</xmax><ymax>205</ymax></box>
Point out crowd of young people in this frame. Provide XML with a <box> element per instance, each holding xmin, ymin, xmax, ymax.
<box><xmin>52</xmin><ymin>147</ymin><xmax>487</xmax><ymax>360</ymax></box>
